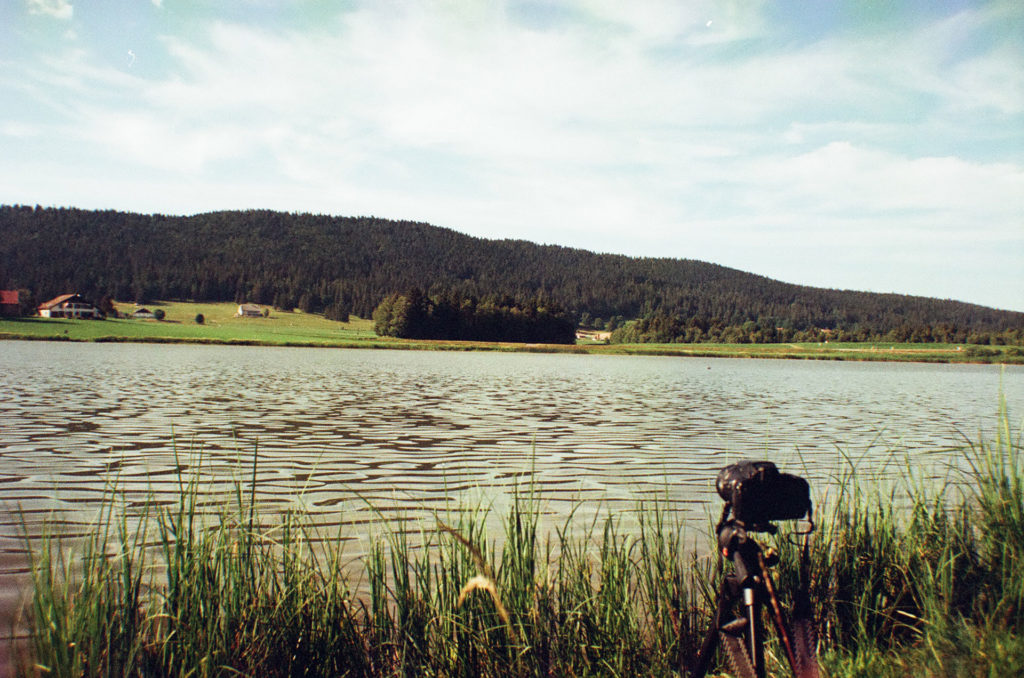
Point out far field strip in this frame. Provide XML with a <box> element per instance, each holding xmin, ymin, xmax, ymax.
<box><xmin>0</xmin><ymin>300</ymin><xmax>1020</xmax><ymax>365</ymax></box>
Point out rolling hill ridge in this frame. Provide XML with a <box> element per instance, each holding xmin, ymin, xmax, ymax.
<box><xmin>1</xmin><ymin>205</ymin><xmax>1021</xmax><ymax>339</ymax></box>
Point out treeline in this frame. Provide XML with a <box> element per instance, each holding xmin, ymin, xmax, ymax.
<box><xmin>613</xmin><ymin>313</ymin><xmax>1024</xmax><ymax>346</ymax></box>
<box><xmin>2</xmin><ymin>205</ymin><xmax>1023</xmax><ymax>340</ymax></box>
<box><xmin>373</xmin><ymin>289</ymin><xmax>575</xmax><ymax>344</ymax></box>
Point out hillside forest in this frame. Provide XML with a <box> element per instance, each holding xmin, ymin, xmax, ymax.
<box><xmin>1</xmin><ymin>205</ymin><xmax>1022</xmax><ymax>345</ymax></box>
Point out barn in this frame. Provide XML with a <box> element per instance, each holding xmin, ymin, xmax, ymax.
<box><xmin>38</xmin><ymin>294</ymin><xmax>103</xmax><ymax>319</ymax></box>
<box><xmin>0</xmin><ymin>290</ymin><xmax>18</xmax><ymax>317</ymax></box>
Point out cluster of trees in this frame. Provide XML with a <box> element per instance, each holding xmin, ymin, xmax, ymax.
<box><xmin>373</xmin><ymin>289</ymin><xmax>576</xmax><ymax>344</ymax></box>
<box><xmin>612</xmin><ymin>313</ymin><xmax>1024</xmax><ymax>346</ymax></box>
<box><xmin>2</xmin><ymin>205</ymin><xmax>1022</xmax><ymax>342</ymax></box>
<box><xmin>578</xmin><ymin>312</ymin><xmax>625</xmax><ymax>332</ymax></box>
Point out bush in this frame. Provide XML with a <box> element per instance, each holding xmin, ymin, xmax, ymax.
<box><xmin>153</xmin><ymin>308</ymin><xmax>165</xmax><ymax>321</ymax></box>
<box><xmin>324</xmin><ymin>303</ymin><xmax>350</xmax><ymax>323</ymax></box>
<box><xmin>194</xmin><ymin>314</ymin><xmax>204</xmax><ymax>325</ymax></box>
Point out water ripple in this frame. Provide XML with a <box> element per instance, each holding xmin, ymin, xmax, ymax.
<box><xmin>0</xmin><ymin>341</ymin><xmax>1020</xmax><ymax>628</ymax></box>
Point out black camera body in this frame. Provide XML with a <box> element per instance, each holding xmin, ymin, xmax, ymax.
<box><xmin>716</xmin><ymin>460</ymin><xmax>811</xmax><ymax>530</ymax></box>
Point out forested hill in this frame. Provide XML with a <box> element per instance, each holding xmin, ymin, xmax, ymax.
<box><xmin>2</xmin><ymin>205</ymin><xmax>1022</xmax><ymax>336</ymax></box>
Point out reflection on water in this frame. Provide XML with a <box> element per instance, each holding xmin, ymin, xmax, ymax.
<box><xmin>0</xmin><ymin>340</ymin><xmax>1020</xmax><ymax>633</ymax></box>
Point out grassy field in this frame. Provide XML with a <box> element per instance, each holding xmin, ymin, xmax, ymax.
<box><xmin>11</xmin><ymin>405</ymin><xmax>1023</xmax><ymax>676</ymax></box>
<box><xmin>1</xmin><ymin>300</ymin><xmax>1021</xmax><ymax>363</ymax></box>
<box><xmin>0</xmin><ymin>301</ymin><xmax>383</xmax><ymax>346</ymax></box>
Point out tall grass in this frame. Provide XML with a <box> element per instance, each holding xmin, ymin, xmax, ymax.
<box><xmin>770</xmin><ymin>398</ymin><xmax>1024</xmax><ymax>677</ymax></box>
<box><xmin>12</xmin><ymin>405</ymin><xmax>1023</xmax><ymax>677</ymax></box>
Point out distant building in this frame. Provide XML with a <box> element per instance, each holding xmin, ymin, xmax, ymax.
<box><xmin>575</xmin><ymin>330</ymin><xmax>612</xmax><ymax>342</ymax></box>
<box><xmin>236</xmin><ymin>303</ymin><xmax>263</xmax><ymax>318</ymax></box>
<box><xmin>0</xmin><ymin>290</ymin><xmax>18</xmax><ymax>317</ymax></box>
<box><xmin>131</xmin><ymin>307</ymin><xmax>155</xmax><ymax>319</ymax></box>
<box><xmin>38</xmin><ymin>294</ymin><xmax>103</xmax><ymax>319</ymax></box>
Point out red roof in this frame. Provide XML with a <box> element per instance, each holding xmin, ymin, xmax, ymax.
<box><xmin>0</xmin><ymin>290</ymin><xmax>18</xmax><ymax>305</ymax></box>
<box><xmin>38</xmin><ymin>293</ymin><xmax>81</xmax><ymax>310</ymax></box>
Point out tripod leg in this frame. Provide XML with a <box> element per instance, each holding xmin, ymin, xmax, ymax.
<box><xmin>741</xmin><ymin>586</ymin><xmax>765</xmax><ymax>678</ymax></box>
<box><xmin>688</xmin><ymin>582</ymin><xmax>732</xmax><ymax>678</ymax></box>
<box><xmin>757</xmin><ymin>544</ymin><xmax>822</xmax><ymax>678</ymax></box>
<box><xmin>720</xmin><ymin>629</ymin><xmax>759</xmax><ymax>678</ymax></box>
<box><xmin>758</xmin><ymin>551</ymin><xmax>801</xmax><ymax>675</ymax></box>
<box><xmin>689</xmin><ymin>622</ymin><xmax>719</xmax><ymax>678</ymax></box>
<box><xmin>791</xmin><ymin>535</ymin><xmax>823</xmax><ymax>678</ymax></box>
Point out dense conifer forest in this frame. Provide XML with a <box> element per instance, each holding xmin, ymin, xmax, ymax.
<box><xmin>2</xmin><ymin>205</ymin><xmax>1022</xmax><ymax>343</ymax></box>
<box><xmin>372</xmin><ymin>288</ymin><xmax>576</xmax><ymax>344</ymax></box>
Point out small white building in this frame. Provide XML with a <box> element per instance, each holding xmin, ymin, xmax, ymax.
<box><xmin>131</xmin><ymin>307</ymin><xmax>155</xmax><ymax>319</ymax></box>
<box><xmin>236</xmin><ymin>303</ymin><xmax>263</xmax><ymax>318</ymax></box>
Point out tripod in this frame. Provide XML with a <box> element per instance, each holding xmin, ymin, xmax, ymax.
<box><xmin>690</xmin><ymin>508</ymin><xmax>820</xmax><ymax>678</ymax></box>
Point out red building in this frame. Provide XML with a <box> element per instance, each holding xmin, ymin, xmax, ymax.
<box><xmin>0</xmin><ymin>290</ymin><xmax>18</xmax><ymax>317</ymax></box>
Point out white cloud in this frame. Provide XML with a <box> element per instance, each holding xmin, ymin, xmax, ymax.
<box><xmin>745</xmin><ymin>142</ymin><xmax>1024</xmax><ymax>223</ymax></box>
<box><xmin>1</xmin><ymin>121</ymin><xmax>42</xmax><ymax>138</ymax></box>
<box><xmin>2</xmin><ymin>0</ymin><xmax>1022</xmax><ymax>309</ymax></box>
<box><xmin>60</xmin><ymin>1</ymin><xmax>996</xmax><ymax>195</ymax></box>
<box><xmin>27</xmin><ymin>0</ymin><xmax>73</xmax><ymax>20</ymax></box>
<box><xmin>576</xmin><ymin>0</ymin><xmax>765</xmax><ymax>46</ymax></box>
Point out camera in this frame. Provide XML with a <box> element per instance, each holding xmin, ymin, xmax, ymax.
<box><xmin>716</xmin><ymin>460</ymin><xmax>811</xmax><ymax>530</ymax></box>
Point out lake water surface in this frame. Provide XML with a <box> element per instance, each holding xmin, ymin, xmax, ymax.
<box><xmin>0</xmin><ymin>340</ymin><xmax>1021</xmax><ymax>644</ymax></box>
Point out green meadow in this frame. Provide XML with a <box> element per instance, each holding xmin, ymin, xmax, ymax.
<box><xmin>0</xmin><ymin>300</ymin><xmax>1021</xmax><ymax>363</ymax></box>
<box><xmin>10</xmin><ymin>405</ymin><xmax>1023</xmax><ymax>676</ymax></box>
<box><xmin>0</xmin><ymin>301</ymin><xmax>382</xmax><ymax>347</ymax></box>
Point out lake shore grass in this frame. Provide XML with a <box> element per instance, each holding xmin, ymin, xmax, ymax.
<box><xmin>10</xmin><ymin>406</ymin><xmax>1023</xmax><ymax>676</ymax></box>
<box><xmin>1</xmin><ymin>300</ymin><xmax>1020</xmax><ymax>363</ymax></box>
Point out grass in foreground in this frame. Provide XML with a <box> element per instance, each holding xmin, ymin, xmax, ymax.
<box><xmin>11</xmin><ymin>407</ymin><xmax>1024</xmax><ymax>677</ymax></box>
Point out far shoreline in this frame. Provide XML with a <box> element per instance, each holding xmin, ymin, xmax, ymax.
<box><xmin>2</xmin><ymin>329</ymin><xmax>1021</xmax><ymax>365</ymax></box>
<box><xmin>2</xmin><ymin>300</ymin><xmax>1020</xmax><ymax>365</ymax></box>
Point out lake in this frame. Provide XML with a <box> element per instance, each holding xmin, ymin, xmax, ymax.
<box><xmin>0</xmin><ymin>340</ymin><xmax>1021</xmax><ymax>645</ymax></box>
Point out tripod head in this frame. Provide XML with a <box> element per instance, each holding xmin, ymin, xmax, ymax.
<box><xmin>716</xmin><ymin>519</ymin><xmax>776</xmax><ymax>585</ymax></box>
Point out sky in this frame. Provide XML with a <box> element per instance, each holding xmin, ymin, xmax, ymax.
<box><xmin>2</xmin><ymin>1</ymin><xmax>1022</xmax><ymax>312</ymax></box>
